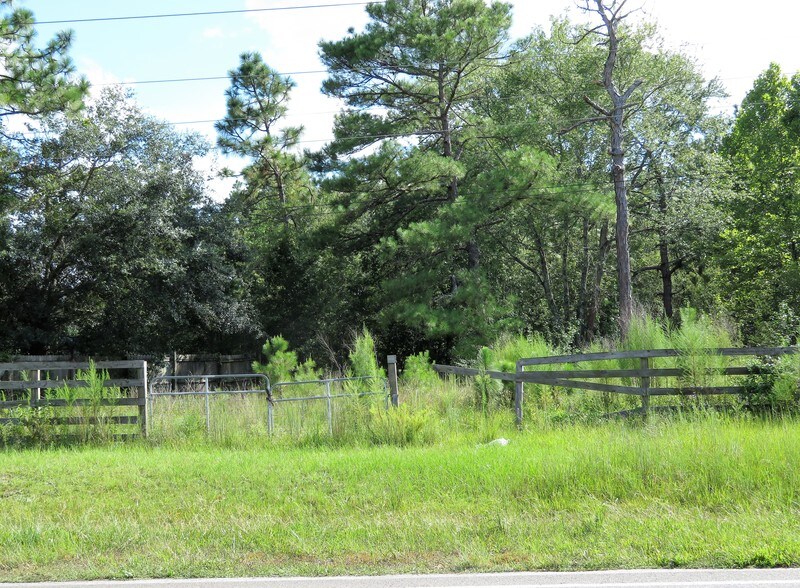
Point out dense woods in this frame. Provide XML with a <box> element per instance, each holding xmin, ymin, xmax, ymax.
<box><xmin>2</xmin><ymin>0</ymin><xmax>799</xmax><ymax>362</ymax></box>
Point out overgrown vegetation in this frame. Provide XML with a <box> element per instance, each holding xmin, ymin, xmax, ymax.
<box><xmin>3</xmin><ymin>416</ymin><xmax>800</xmax><ymax>581</ymax></box>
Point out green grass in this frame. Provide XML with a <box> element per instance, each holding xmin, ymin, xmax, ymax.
<box><xmin>2</xmin><ymin>415</ymin><xmax>800</xmax><ymax>581</ymax></box>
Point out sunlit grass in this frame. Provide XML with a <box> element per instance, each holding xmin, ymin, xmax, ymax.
<box><xmin>1</xmin><ymin>415</ymin><xmax>799</xmax><ymax>581</ymax></box>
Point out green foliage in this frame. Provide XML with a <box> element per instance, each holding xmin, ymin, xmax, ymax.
<box><xmin>252</xmin><ymin>335</ymin><xmax>299</xmax><ymax>384</ymax></box>
<box><xmin>672</xmin><ymin>308</ymin><xmax>734</xmax><ymax>390</ymax></box>
<box><xmin>348</xmin><ymin>327</ymin><xmax>385</xmax><ymax>381</ymax></box>
<box><xmin>0</xmin><ymin>2</ymin><xmax>88</xmax><ymax>121</ymax></box>
<box><xmin>401</xmin><ymin>351</ymin><xmax>438</xmax><ymax>387</ymax></box>
<box><xmin>473</xmin><ymin>346</ymin><xmax>503</xmax><ymax>413</ymax></box>
<box><xmin>744</xmin><ymin>354</ymin><xmax>800</xmax><ymax>409</ymax></box>
<box><xmin>1</xmin><ymin>87</ymin><xmax>256</xmax><ymax>355</ymax></box>
<box><xmin>622</xmin><ymin>314</ymin><xmax>672</xmax><ymax>352</ymax></box>
<box><xmin>367</xmin><ymin>404</ymin><xmax>434</xmax><ymax>446</ymax></box>
<box><xmin>720</xmin><ymin>63</ymin><xmax>800</xmax><ymax>344</ymax></box>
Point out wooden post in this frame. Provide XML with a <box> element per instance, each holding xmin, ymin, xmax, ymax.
<box><xmin>171</xmin><ymin>351</ymin><xmax>178</xmax><ymax>391</ymax></box>
<box><xmin>514</xmin><ymin>360</ymin><xmax>524</xmax><ymax>428</ymax></box>
<box><xmin>138</xmin><ymin>361</ymin><xmax>148</xmax><ymax>438</ymax></box>
<box><xmin>387</xmin><ymin>355</ymin><xmax>399</xmax><ymax>407</ymax></box>
<box><xmin>640</xmin><ymin>356</ymin><xmax>650</xmax><ymax>418</ymax></box>
<box><xmin>30</xmin><ymin>369</ymin><xmax>41</xmax><ymax>407</ymax></box>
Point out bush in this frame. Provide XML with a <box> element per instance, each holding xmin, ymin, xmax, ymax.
<box><xmin>367</xmin><ymin>404</ymin><xmax>435</xmax><ymax>446</ymax></box>
<box><xmin>401</xmin><ymin>351</ymin><xmax>438</xmax><ymax>386</ymax></box>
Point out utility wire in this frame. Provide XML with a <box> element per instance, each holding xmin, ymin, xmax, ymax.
<box><xmin>36</xmin><ymin>2</ymin><xmax>380</xmax><ymax>25</ymax></box>
<box><xmin>108</xmin><ymin>71</ymin><xmax>328</xmax><ymax>87</ymax></box>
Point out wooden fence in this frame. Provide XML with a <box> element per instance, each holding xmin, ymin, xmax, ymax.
<box><xmin>4</xmin><ymin>354</ymin><xmax>256</xmax><ymax>380</ymax></box>
<box><xmin>433</xmin><ymin>346</ymin><xmax>800</xmax><ymax>425</ymax></box>
<box><xmin>0</xmin><ymin>360</ymin><xmax>148</xmax><ymax>440</ymax></box>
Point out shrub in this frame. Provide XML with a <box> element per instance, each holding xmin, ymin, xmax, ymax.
<box><xmin>252</xmin><ymin>336</ymin><xmax>298</xmax><ymax>385</ymax></box>
<box><xmin>401</xmin><ymin>351</ymin><xmax>438</xmax><ymax>386</ymax></box>
<box><xmin>367</xmin><ymin>404</ymin><xmax>435</xmax><ymax>446</ymax></box>
<box><xmin>474</xmin><ymin>346</ymin><xmax>503</xmax><ymax>413</ymax></box>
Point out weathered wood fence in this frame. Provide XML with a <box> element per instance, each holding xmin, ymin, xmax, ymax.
<box><xmin>5</xmin><ymin>354</ymin><xmax>256</xmax><ymax>379</ymax></box>
<box><xmin>434</xmin><ymin>347</ymin><xmax>800</xmax><ymax>425</ymax></box>
<box><xmin>0</xmin><ymin>360</ymin><xmax>148</xmax><ymax>440</ymax></box>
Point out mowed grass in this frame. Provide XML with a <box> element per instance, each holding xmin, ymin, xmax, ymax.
<box><xmin>2</xmin><ymin>416</ymin><xmax>800</xmax><ymax>581</ymax></box>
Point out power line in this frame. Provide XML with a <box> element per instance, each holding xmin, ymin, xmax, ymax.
<box><xmin>108</xmin><ymin>71</ymin><xmax>328</xmax><ymax>87</ymax></box>
<box><xmin>36</xmin><ymin>2</ymin><xmax>379</xmax><ymax>25</ymax></box>
<box><xmin>97</xmin><ymin>70</ymin><xmax>773</xmax><ymax>89</ymax></box>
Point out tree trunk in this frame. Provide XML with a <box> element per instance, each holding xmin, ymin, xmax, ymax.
<box><xmin>586</xmin><ymin>220</ymin><xmax>610</xmax><ymax>339</ymax></box>
<box><xmin>577</xmin><ymin>217</ymin><xmax>591</xmax><ymax>343</ymax></box>
<box><xmin>561</xmin><ymin>226</ymin><xmax>572</xmax><ymax>326</ymax></box>
<box><xmin>583</xmin><ymin>0</ymin><xmax>641</xmax><ymax>339</ymax></box>
<box><xmin>657</xmin><ymin>187</ymin><xmax>674</xmax><ymax>319</ymax></box>
<box><xmin>533</xmin><ymin>226</ymin><xmax>563</xmax><ymax>332</ymax></box>
<box><xmin>611</xmin><ymin>115</ymin><xmax>634</xmax><ymax>338</ymax></box>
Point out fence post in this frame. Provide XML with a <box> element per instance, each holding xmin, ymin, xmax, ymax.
<box><xmin>30</xmin><ymin>369</ymin><xmax>41</xmax><ymax>407</ymax></box>
<box><xmin>514</xmin><ymin>360</ymin><xmax>524</xmax><ymax>428</ymax></box>
<box><xmin>387</xmin><ymin>355</ymin><xmax>399</xmax><ymax>407</ymax></box>
<box><xmin>138</xmin><ymin>361</ymin><xmax>148</xmax><ymax>438</ymax></box>
<box><xmin>171</xmin><ymin>351</ymin><xmax>178</xmax><ymax>391</ymax></box>
<box><xmin>640</xmin><ymin>356</ymin><xmax>650</xmax><ymax>418</ymax></box>
<box><xmin>325</xmin><ymin>380</ymin><xmax>333</xmax><ymax>436</ymax></box>
<box><xmin>203</xmin><ymin>376</ymin><xmax>211</xmax><ymax>435</ymax></box>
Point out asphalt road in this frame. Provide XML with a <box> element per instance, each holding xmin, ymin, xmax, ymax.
<box><xmin>3</xmin><ymin>569</ymin><xmax>800</xmax><ymax>588</ymax></box>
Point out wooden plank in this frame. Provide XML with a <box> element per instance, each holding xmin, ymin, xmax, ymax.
<box><xmin>518</xmin><ymin>349</ymin><xmax>679</xmax><ymax>366</ymax></box>
<box><xmin>433</xmin><ymin>364</ymin><xmax>482</xmax><ymax>377</ymax></box>
<box><xmin>0</xmin><ymin>379</ymin><xmax>144</xmax><ymax>391</ymax></box>
<box><xmin>716</xmin><ymin>346</ymin><xmax>799</xmax><ymax>357</ymax></box>
<box><xmin>49</xmin><ymin>416</ymin><xmax>139</xmax><ymax>425</ymax></box>
<box><xmin>40</xmin><ymin>433</ymin><xmax>140</xmax><ymax>443</ymax></box>
<box><xmin>0</xmin><ymin>416</ymin><xmax>138</xmax><ymax>426</ymax></box>
<box><xmin>518</xmin><ymin>366</ymin><xmax>770</xmax><ymax>379</ymax></box>
<box><xmin>36</xmin><ymin>397</ymin><xmax>145</xmax><ymax>407</ymax></box>
<box><xmin>434</xmin><ymin>365</ymin><xmax>520</xmax><ymax>382</ymax></box>
<box><xmin>543</xmin><ymin>378</ymin><xmax>643</xmax><ymax>395</ymax></box>
<box><xmin>647</xmin><ymin>386</ymin><xmax>749</xmax><ymax>397</ymax></box>
<box><xmin>434</xmin><ymin>364</ymin><xmax>642</xmax><ymax>391</ymax></box>
<box><xmin>0</xmin><ymin>400</ymin><xmax>27</xmax><ymax>409</ymax></box>
<box><xmin>31</xmin><ymin>369</ymin><xmax>41</xmax><ymax>408</ymax></box>
<box><xmin>0</xmin><ymin>360</ymin><xmax>145</xmax><ymax>371</ymax></box>
<box><xmin>517</xmin><ymin>346</ymin><xmax>798</xmax><ymax>367</ymax></box>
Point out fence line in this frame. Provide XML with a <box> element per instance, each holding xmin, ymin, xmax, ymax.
<box><xmin>433</xmin><ymin>346</ymin><xmax>800</xmax><ymax>425</ymax></box>
<box><xmin>148</xmin><ymin>373</ymin><xmax>388</xmax><ymax>437</ymax></box>
<box><xmin>0</xmin><ymin>360</ymin><xmax>148</xmax><ymax>439</ymax></box>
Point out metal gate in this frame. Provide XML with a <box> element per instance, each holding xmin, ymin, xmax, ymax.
<box><xmin>270</xmin><ymin>376</ymin><xmax>389</xmax><ymax>436</ymax></box>
<box><xmin>149</xmin><ymin>373</ymin><xmax>270</xmax><ymax>437</ymax></box>
<box><xmin>148</xmin><ymin>373</ymin><xmax>388</xmax><ymax>438</ymax></box>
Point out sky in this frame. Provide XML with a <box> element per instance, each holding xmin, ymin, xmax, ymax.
<box><xmin>22</xmin><ymin>0</ymin><xmax>800</xmax><ymax>199</ymax></box>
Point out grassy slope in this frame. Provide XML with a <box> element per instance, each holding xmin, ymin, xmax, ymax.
<box><xmin>1</xmin><ymin>417</ymin><xmax>800</xmax><ymax>581</ymax></box>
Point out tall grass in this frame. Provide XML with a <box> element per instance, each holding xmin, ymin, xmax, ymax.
<box><xmin>2</xmin><ymin>415</ymin><xmax>800</xmax><ymax>581</ymax></box>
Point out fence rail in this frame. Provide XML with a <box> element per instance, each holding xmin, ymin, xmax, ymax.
<box><xmin>434</xmin><ymin>346</ymin><xmax>800</xmax><ymax>425</ymax></box>
<box><xmin>0</xmin><ymin>360</ymin><xmax>148</xmax><ymax>439</ymax></box>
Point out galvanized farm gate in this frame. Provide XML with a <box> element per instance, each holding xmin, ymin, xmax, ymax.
<box><xmin>148</xmin><ymin>373</ymin><xmax>390</xmax><ymax>436</ymax></box>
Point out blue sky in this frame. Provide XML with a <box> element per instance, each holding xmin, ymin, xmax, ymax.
<box><xmin>23</xmin><ymin>0</ymin><xmax>800</xmax><ymax>198</ymax></box>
